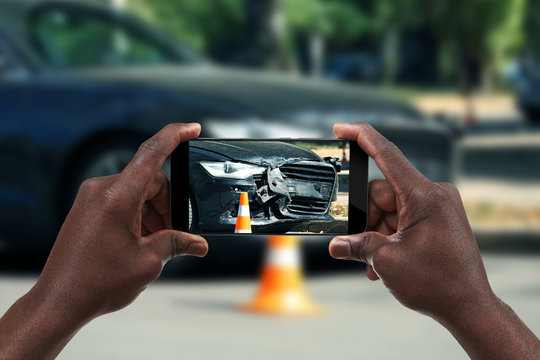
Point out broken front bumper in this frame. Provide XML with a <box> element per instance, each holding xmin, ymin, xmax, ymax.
<box><xmin>197</xmin><ymin>161</ymin><xmax>339</xmax><ymax>233</ymax></box>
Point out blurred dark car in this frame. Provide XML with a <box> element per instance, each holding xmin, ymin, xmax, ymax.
<box><xmin>324</xmin><ymin>52</ymin><xmax>382</xmax><ymax>84</ymax></box>
<box><xmin>0</xmin><ymin>0</ymin><xmax>456</xmax><ymax>256</ymax></box>
<box><xmin>512</xmin><ymin>56</ymin><xmax>540</xmax><ymax>123</ymax></box>
<box><xmin>189</xmin><ymin>141</ymin><xmax>341</xmax><ymax>234</ymax></box>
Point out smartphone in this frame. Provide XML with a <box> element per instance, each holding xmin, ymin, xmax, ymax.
<box><xmin>170</xmin><ymin>139</ymin><xmax>367</xmax><ymax>236</ymax></box>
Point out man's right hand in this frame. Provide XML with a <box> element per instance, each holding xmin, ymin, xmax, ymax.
<box><xmin>329</xmin><ymin>122</ymin><xmax>540</xmax><ymax>359</ymax></box>
<box><xmin>330</xmin><ymin>122</ymin><xmax>492</xmax><ymax>320</ymax></box>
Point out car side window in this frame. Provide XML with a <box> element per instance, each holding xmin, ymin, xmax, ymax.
<box><xmin>28</xmin><ymin>7</ymin><xmax>177</xmax><ymax>68</ymax></box>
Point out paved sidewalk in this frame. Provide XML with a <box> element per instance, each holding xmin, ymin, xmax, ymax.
<box><xmin>411</xmin><ymin>93</ymin><xmax>520</xmax><ymax>121</ymax></box>
<box><xmin>1</xmin><ymin>255</ymin><xmax>537</xmax><ymax>360</ymax></box>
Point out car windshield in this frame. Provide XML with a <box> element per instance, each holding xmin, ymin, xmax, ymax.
<box><xmin>28</xmin><ymin>6</ymin><xmax>200</xmax><ymax>68</ymax></box>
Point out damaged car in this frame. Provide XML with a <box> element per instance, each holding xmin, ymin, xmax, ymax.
<box><xmin>189</xmin><ymin>140</ymin><xmax>345</xmax><ymax>234</ymax></box>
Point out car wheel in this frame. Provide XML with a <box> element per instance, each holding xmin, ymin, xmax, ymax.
<box><xmin>68</xmin><ymin>139</ymin><xmax>173</xmax><ymax>204</ymax></box>
<box><xmin>67</xmin><ymin>141</ymin><xmax>139</xmax><ymax>207</ymax></box>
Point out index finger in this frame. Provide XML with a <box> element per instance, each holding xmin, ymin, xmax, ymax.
<box><xmin>123</xmin><ymin>123</ymin><xmax>201</xmax><ymax>192</ymax></box>
<box><xmin>334</xmin><ymin>122</ymin><xmax>430</xmax><ymax>199</ymax></box>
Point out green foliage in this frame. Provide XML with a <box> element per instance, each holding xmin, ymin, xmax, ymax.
<box><xmin>524</xmin><ymin>0</ymin><xmax>540</xmax><ymax>57</ymax></box>
<box><xmin>282</xmin><ymin>0</ymin><xmax>367</xmax><ymax>41</ymax></box>
<box><xmin>127</xmin><ymin>0</ymin><xmax>530</xmax><ymax>89</ymax></box>
<box><xmin>488</xmin><ymin>0</ymin><xmax>525</xmax><ymax>71</ymax></box>
<box><xmin>322</xmin><ymin>2</ymin><xmax>370</xmax><ymax>48</ymax></box>
<box><xmin>428</xmin><ymin>0</ymin><xmax>525</xmax><ymax>88</ymax></box>
<box><xmin>128</xmin><ymin>0</ymin><xmax>244</xmax><ymax>52</ymax></box>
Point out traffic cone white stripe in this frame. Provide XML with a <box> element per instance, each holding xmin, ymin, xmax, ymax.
<box><xmin>237</xmin><ymin>205</ymin><xmax>250</xmax><ymax>217</ymax></box>
<box><xmin>235</xmin><ymin>229</ymin><xmax>252</xmax><ymax>234</ymax></box>
<box><xmin>266</xmin><ymin>248</ymin><xmax>300</xmax><ymax>267</ymax></box>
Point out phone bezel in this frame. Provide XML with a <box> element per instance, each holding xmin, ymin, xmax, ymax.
<box><xmin>170</xmin><ymin>138</ymin><xmax>367</xmax><ymax>236</ymax></box>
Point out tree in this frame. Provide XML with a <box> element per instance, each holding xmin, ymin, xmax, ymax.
<box><xmin>420</xmin><ymin>0</ymin><xmax>525</xmax><ymax>91</ymax></box>
<box><xmin>128</xmin><ymin>0</ymin><xmax>245</xmax><ymax>57</ymax></box>
<box><xmin>126</xmin><ymin>0</ymin><xmax>526</xmax><ymax>91</ymax></box>
<box><xmin>523</xmin><ymin>0</ymin><xmax>540</xmax><ymax>58</ymax></box>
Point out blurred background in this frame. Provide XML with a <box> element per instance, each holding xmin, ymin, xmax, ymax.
<box><xmin>0</xmin><ymin>0</ymin><xmax>539</xmax><ymax>359</ymax></box>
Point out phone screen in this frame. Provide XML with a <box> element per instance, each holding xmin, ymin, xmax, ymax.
<box><xmin>171</xmin><ymin>139</ymin><xmax>367</xmax><ymax>235</ymax></box>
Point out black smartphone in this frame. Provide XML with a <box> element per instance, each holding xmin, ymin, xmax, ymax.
<box><xmin>170</xmin><ymin>139</ymin><xmax>368</xmax><ymax>236</ymax></box>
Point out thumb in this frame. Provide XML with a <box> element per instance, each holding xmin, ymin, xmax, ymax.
<box><xmin>144</xmin><ymin>230</ymin><xmax>208</xmax><ymax>262</ymax></box>
<box><xmin>329</xmin><ymin>231</ymin><xmax>388</xmax><ymax>265</ymax></box>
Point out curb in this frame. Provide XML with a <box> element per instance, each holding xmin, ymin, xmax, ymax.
<box><xmin>474</xmin><ymin>227</ymin><xmax>540</xmax><ymax>252</ymax></box>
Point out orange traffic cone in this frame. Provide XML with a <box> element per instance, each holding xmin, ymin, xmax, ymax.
<box><xmin>341</xmin><ymin>146</ymin><xmax>348</xmax><ymax>164</ymax></box>
<box><xmin>235</xmin><ymin>192</ymin><xmax>252</xmax><ymax>234</ymax></box>
<box><xmin>240</xmin><ymin>235</ymin><xmax>323</xmax><ymax>315</ymax></box>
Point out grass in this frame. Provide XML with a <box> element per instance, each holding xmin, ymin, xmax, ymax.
<box><xmin>330</xmin><ymin>203</ymin><xmax>348</xmax><ymax>218</ymax></box>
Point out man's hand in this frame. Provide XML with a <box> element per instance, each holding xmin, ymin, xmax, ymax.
<box><xmin>329</xmin><ymin>122</ymin><xmax>490</xmax><ymax>320</ymax></box>
<box><xmin>38</xmin><ymin>122</ymin><xmax>207</xmax><ymax>317</ymax></box>
<box><xmin>329</xmin><ymin>122</ymin><xmax>540</xmax><ymax>359</ymax></box>
<box><xmin>0</xmin><ymin>123</ymin><xmax>207</xmax><ymax>360</ymax></box>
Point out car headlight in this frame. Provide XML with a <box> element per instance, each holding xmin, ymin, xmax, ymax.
<box><xmin>200</xmin><ymin>161</ymin><xmax>266</xmax><ymax>179</ymax></box>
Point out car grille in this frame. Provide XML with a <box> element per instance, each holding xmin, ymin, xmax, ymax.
<box><xmin>286</xmin><ymin>197</ymin><xmax>331</xmax><ymax>214</ymax></box>
<box><xmin>253</xmin><ymin>173</ymin><xmax>264</xmax><ymax>184</ymax></box>
<box><xmin>279</xmin><ymin>163</ymin><xmax>336</xmax><ymax>215</ymax></box>
<box><xmin>279</xmin><ymin>163</ymin><xmax>335</xmax><ymax>183</ymax></box>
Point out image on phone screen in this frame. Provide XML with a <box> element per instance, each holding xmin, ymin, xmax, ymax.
<box><xmin>171</xmin><ymin>139</ymin><xmax>367</xmax><ymax>236</ymax></box>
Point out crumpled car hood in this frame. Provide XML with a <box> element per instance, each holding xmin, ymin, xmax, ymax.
<box><xmin>191</xmin><ymin>140</ymin><xmax>321</xmax><ymax>165</ymax></box>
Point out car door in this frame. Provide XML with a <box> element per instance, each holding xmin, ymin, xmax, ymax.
<box><xmin>0</xmin><ymin>38</ymin><xmax>45</xmax><ymax>246</ymax></box>
<box><xmin>0</xmin><ymin>28</ymin><xmax>91</xmax><ymax>248</ymax></box>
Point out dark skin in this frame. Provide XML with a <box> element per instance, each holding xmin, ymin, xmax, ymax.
<box><xmin>0</xmin><ymin>122</ymin><xmax>538</xmax><ymax>359</ymax></box>
<box><xmin>329</xmin><ymin>122</ymin><xmax>540</xmax><ymax>360</ymax></box>
<box><xmin>0</xmin><ymin>123</ymin><xmax>208</xmax><ymax>360</ymax></box>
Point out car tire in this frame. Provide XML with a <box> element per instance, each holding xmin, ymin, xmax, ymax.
<box><xmin>188</xmin><ymin>190</ymin><xmax>200</xmax><ymax>233</ymax></box>
<box><xmin>66</xmin><ymin>138</ymin><xmax>172</xmax><ymax>204</ymax></box>
<box><xmin>66</xmin><ymin>139</ymin><xmax>141</xmax><ymax>208</ymax></box>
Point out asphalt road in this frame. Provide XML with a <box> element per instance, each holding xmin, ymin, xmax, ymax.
<box><xmin>1</xmin><ymin>254</ymin><xmax>539</xmax><ymax>360</ymax></box>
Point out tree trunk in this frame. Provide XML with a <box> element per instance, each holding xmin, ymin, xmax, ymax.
<box><xmin>381</xmin><ymin>27</ymin><xmax>399</xmax><ymax>85</ymax></box>
<box><xmin>480</xmin><ymin>63</ymin><xmax>494</xmax><ymax>94</ymax></box>
<box><xmin>243</xmin><ymin>0</ymin><xmax>295</xmax><ymax>71</ymax></box>
<box><xmin>308</xmin><ymin>31</ymin><xmax>325</xmax><ymax>78</ymax></box>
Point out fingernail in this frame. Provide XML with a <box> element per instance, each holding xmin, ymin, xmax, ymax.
<box><xmin>331</xmin><ymin>239</ymin><xmax>351</xmax><ymax>258</ymax></box>
<box><xmin>334</xmin><ymin>123</ymin><xmax>353</xmax><ymax>136</ymax></box>
<box><xmin>186</xmin><ymin>242</ymin><xmax>208</xmax><ymax>257</ymax></box>
<box><xmin>335</xmin><ymin>122</ymin><xmax>352</xmax><ymax>128</ymax></box>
